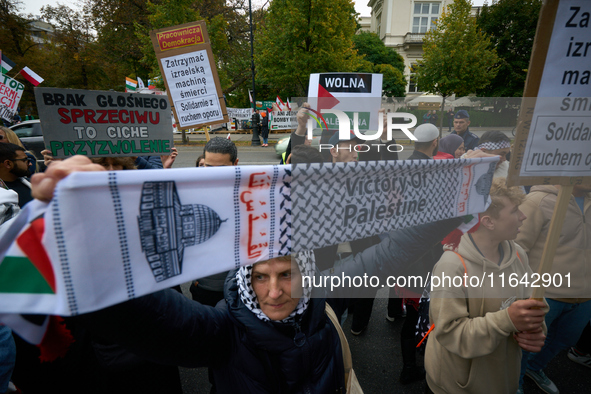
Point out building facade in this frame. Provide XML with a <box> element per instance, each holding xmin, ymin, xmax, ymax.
<box><xmin>364</xmin><ymin>0</ymin><xmax>481</xmax><ymax>95</ymax></box>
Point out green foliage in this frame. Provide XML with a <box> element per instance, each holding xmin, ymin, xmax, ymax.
<box><xmin>136</xmin><ymin>0</ymin><xmax>255</xmax><ymax>107</ymax></box>
<box><xmin>373</xmin><ymin>64</ymin><xmax>406</xmax><ymax>98</ymax></box>
<box><xmin>0</xmin><ymin>0</ymin><xmax>29</xmax><ymax>58</ymax></box>
<box><xmin>352</xmin><ymin>32</ymin><xmax>404</xmax><ymax>72</ymax></box>
<box><xmin>476</xmin><ymin>0</ymin><xmax>542</xmax><ymax>97</ymax></box>
<box><xmin>90</xmin><ymin>0</ymin><xmax>152</xmax><ymax>89</ymax></box>
<box><xmin>0</xmin><ymin>0</ymin><xmax>259</xmax><ymax>114</ymax></box>
<box><xmin>41</xmin><ymin>3</ymin><xmax>119</xmax><ymax>90</ymax></box>
<box><xmin>352</xmin><ymin>32</ymin><xmax>406</xmax><ymax>97</ymax></box>
<box><xmin>416</xmin><ymin>0</ymin><xmax>499</xmax><ymax>98</ymax></box>
<box><xmin>255</xmin><ymin>0</ymin><xmax>361</xmax><ymax>97</ymax></box>
<box><xmin>135</xmin><ymin>0</ymin><xmax>199</xmax><ymax>86</ymax></box>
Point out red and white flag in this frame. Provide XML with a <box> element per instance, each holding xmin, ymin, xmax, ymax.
<box><xmin>276</xmin><ymin>96</ymin><xmax>285</xmax><ymax>111</ymax></box>
<box><xmin>286</xmin><ymin>98</ymin><xmax>292</xmax><ymax>111</ymax></box>
<box><xmin>19</xmin><ymin>67</ymin><xmax>44</xmax><ymax>86</ymax></box>
<box><xmin>248</xmin><ymin>90</ymin><xmax>254</xmax><ymax>113</ymax></box>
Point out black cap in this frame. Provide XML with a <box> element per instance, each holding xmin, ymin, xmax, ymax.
<box><xmin>454</xmin><ymin>110</ymin><xmax>470</xmax><ymax>119</ymax></box>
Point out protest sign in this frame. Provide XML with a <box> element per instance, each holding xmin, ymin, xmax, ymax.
<box><xmin>0</xmin><ymin>75</ymin><xmax>24</xmax><ymax>122</ymax></box>
<box><xmin>227</xmin><ymin>107</ymin><xmax>253</xmax><ymax>120</ymax></box>
<box><xmin>34</xmin><ymin>88</ymin><xmax>173</xmax><ymax>158</ymax></box>
<box><xmin>508</xmin><ymin>0</ymin><xmax>591</xmax><ymax>186</ymax></box>
<box><xmin>269</xmin><ymin>110</ymin><xmax>297</xmax><ymax>131</ymax></box>
<box><xmin>507</xmin><ymin>0</ymin><xmax>591</xmax><ymax>301</ymax></box>
<box><xmin>0</xmin><ymin>158</ymin><xmax>496</xmax><ymax>317</ymax></box>
<box><xmin>307</xmin><ymin>73</ymin><xmax>383</xmax><ymax>131</ymax></box>
<box><xmin>150</xmin><ymin>21</ymin><xmax>228</xmax><ymax>131</ymax></box>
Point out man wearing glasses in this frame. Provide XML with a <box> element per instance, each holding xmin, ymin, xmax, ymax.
<box><xmin>0</xmin><ymin>143</ymin><xmax>32</xmax><ymax>207</ymax></box>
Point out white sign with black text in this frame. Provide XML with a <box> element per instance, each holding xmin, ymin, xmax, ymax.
<box><xmin>520</xmin><ymin>0</ymin><xmax>591</xmax><ymax>178</ymax></box>
<box><xmin>160</xmin><ymin>50</ymin><xmax>224</xmax><ymax>128</ymax></box>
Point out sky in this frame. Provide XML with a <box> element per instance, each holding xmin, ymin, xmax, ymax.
<box><xmin>22</xmin><ymin>0</ymin><xmax>489</xmax><ymax>18</ymax></box>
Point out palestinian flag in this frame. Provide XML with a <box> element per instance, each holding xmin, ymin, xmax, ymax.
<box><xmin>0</xmin><ymin>215</ymin><xmax>73</xmax><ymax>360</ymax></box>
<box><xmin>126</xmin><ymin>77</ymin><xmax>137</xmax><ymax>92</ymax></box>
<box><xmin>0</xmin><ymin>216</ymin><xmax>56</xmax><ymax>295</ymax></box>
<box><xmin>1</xmin><ymin>53</ymin><xmax>15</xmax><ymax>74</ymax></box>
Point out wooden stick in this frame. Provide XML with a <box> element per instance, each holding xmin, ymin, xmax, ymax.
<box><xmin>531</xmin><ymin>185</ymin><xmax>573</xmax><ymax>300</ymax></box>
<box><xmin>204</xmin><ymin>128</ymin><xmax>211</xmax><ymax>142</ymax></box>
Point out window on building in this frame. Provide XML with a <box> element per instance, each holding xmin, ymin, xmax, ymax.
<box><xmin>376</xmin><ymin>12</ymin><xmax>382</xmax><ymax>37</ymax></box>
<box><xmin>412</xmin><ymin>2</ymin><xmax>440</xmax><ymax>33</ymax></box>
<box><xmin>408</xmin><ymin>64</ymin><xmax>421</xmax><ymax>93</ymax></box>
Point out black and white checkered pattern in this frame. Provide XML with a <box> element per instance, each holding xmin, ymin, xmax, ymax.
<box><xmin>291</xmin><ymin>159</ymin><xmax>489</xmax><ymax>251</ymax></box>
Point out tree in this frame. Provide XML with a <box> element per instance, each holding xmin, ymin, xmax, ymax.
<box><xmin>416</xmin><ymin>0</ymin><xmax>499</xmax><ymax>131</ymax></box>
<box><xmin>476</xmin><ymin>0</ymin><xmax>542</xmax><ymax>97</ymax></box>
<box><xmin>0</xmin><ymin>0</ymin><xmax>29</xmax><ymax>57</ymax></box>
<box><xmin>352</xmin><ymin>31</ymin><xmax>406</xmax><ymax>97</ymax></box>
<box><xmin>135</xmin><ymin>0</ymin><xmax>255</xmax><ymax>107</ymax></box>
<box><xmin>255</xmin><ymin>0</ymin><xmax>361</xmax><ymax>98</ymax></box>
<box><xmin>90</xmin><ymin>0</ymin><xmax>152</xmax><ymax>91</ymax></box>
<box><xmin>134</xmin><ymin>0</ymin><xmax>200</xmax><ymax>87</ymax></box>
<box><xmin>41</xmin><ymin>3</ymin><xmax>116</xmax><ymax>90</ymax></box>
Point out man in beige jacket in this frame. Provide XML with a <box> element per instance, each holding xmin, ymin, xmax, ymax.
<box><xmin>425</xmin><ymin>178</ymin><xmax>547</xmax><ymax>393</ymax></box>
<box><xmin>517</xmin><ymin>184</ymin><xmax>591</xmax><ymax>394</ymax></box>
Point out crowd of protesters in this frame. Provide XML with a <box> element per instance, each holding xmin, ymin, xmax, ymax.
<box><xmin>0</xmin><ymin>103</ymin><xmax>589</xmax><ymax>394</ymax></box>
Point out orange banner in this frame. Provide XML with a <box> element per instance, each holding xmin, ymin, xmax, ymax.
<box><xmin>156</xmin><ymin>26</ymin><xmax>205</xmax><ymax>51</ymax></box>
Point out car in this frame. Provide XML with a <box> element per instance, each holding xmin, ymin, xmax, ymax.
<box><xmin>275</xmin><ymin>128</ymin><xmax>323</xmax><ymax>157</ymax></box>
<box><xmin>9</xmin><ymin>120</ymin><xmax>45</xmax><ymax>165</ymax></box>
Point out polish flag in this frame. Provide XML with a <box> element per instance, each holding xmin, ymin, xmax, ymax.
<box><xmin>286</xmin><ymin>98</ymin><xmax>292</xmax><ymax>111</ymax></box>
<box><xmin>19</xmin><ymin>67</ymin><xmax>44</xmax><ymax>86</ymax></box>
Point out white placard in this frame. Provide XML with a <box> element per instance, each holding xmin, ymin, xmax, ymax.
<box><xmin>227</xmin><ymin>107</ymin><xmax>253</xmax><ymax>120</ymax></box>
<box><xmin>307</xmin><ymin>73</ymin><xmax>383</xmax><ymax>131</ymax></box>
<box><xmin>520</xmin><ymin>0</ymin><xmax>591</xmax><ymax>178</ymax></box>
<box><xmin>270</xmin><ymin>110</ymin><xmax>297</xmax><ymax>130</ymax></box>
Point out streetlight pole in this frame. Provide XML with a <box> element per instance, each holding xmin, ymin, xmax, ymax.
<box><xmin>249</xmin><ymin>0</ymin><xmax>261</xmax><ymax>146</ymax></box>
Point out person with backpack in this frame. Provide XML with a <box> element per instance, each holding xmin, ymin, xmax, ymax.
<box><xmin>425</xmin><ymin>178</ymin><xmax>548</xmax><ymax>394</ymax></box>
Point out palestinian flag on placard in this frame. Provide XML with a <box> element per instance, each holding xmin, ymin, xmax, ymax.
<box><xmin>0</xmin><ymin>216</ymin><xmax>56</xmax><ymax>295</ymax></box>
<box><xmin>1</xmin><ymin>53</ymin><xmax>15</xmax><ymax>74</ymax></box>
<box><xmin>126</xmin><ymin>77</ymin><xmax>137</xmax><ymax>92</ymax></box>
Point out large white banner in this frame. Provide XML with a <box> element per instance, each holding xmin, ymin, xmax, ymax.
<box><xmin>292</xmin><ymin>158</ymin><xmax>497</xmax><ymax>250</ymax></box>
<box><xmin>0</xmin><ymin>158</ymin><xmax>496</xmax><ymax>316</ymax></box>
